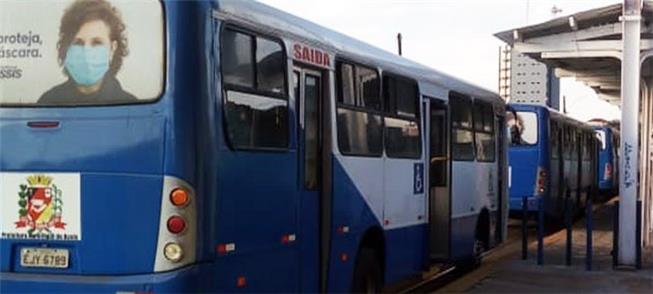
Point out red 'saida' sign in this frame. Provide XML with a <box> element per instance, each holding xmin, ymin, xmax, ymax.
<box><xmin>292</xmin><ymin>43</ymin><xmax>331</xmax><ymax>69</ymax></box>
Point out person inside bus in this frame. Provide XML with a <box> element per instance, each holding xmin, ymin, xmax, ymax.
<box><xmin>506</xmin><ymin>111</ymin><xmax>526</xmax><ymax>145</ymax></box>
<box><xmin>39</xmin><ymin>0</ymin><xmax>137</xmax><ymax>104</ymax></box>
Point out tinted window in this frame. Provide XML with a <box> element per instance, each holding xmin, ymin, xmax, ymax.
<box><xmin>385</xmin><ymin>117</ymin><xmax>421</xmax><ymax>158</ymax></box>
<box><xmin>396</xmin><ymin>79</ymin><xmax>417</xmax><ymax>118</ymax></box>
<box><xmin>224</xmin><ymin>91</ymin><xmax>288</xmax><ymax>149</ymax></box>
<box><xmin>256</xmin><ymin>37</ymin><xmax>285</xmax><ymax>94</ymax></box>
<box><xmin>551</xmin><ymin>122</ymin><xmax>560</xmax><ymax>159</ymax></box>
<box><xmin>357</xmin><ymin>66</ymin><xmax>380</xmax><ymax>110</ymax></box>
<box><xmin>222</xmin><ymin>28</ymin><xmax>288</xmax><ymax>150</ymax></box>
<box><xmin>508</xmin><ymin>111</ymin><xmax>537</xmax><ymax>145</ymax></box>
<box><xmin>385</xmin><ymin>76</ymin><xmax>418</xmax><ymax>118</ymax></box>
<box><xmin>474</xmin><ymin>101</ymin><xmax>495</xmax><ymax>162</ymax></box>
<box><xmin>384</xmin><ymin>75</ymin><xmax>420</xmax><ymax>158</ymax></box>
<box><xmin>451</xmin><ymin>95</ymin><xmax>474</xmax><ymax>160</ymax></box>
<box><xmin>304</xmin><ymin>74</ymin><xmax>320</xmax><ymax>189</ymax></box>
<box><xmin>337</xmin><ymin>108</ymin><xmax>383</xmax><ymax>156</ymax></box>
<box><xmin>336</xmin><ymin>62</ymin><xmax>383</xmax><ymax>157</ymax></box>
<box><xmin>223</xmin><ymin>30</ymin><xmax>254</xmax><ymax>88</ymax></box>
<box><xmin>339</xmin><ymin>63</ymin><xmax>356</xmax><ymax>105</ymax></box>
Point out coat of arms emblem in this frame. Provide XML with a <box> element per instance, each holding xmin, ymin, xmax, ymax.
<box><xmin>15</xmin><ymin>174</ymin><xmax>66</xmax><ymax>235</ymax></box>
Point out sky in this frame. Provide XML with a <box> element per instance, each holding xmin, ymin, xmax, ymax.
<box><xmin>257</xmin><ymin>0</ymin><xmax>622</xmax><ymax>121</ymax></box>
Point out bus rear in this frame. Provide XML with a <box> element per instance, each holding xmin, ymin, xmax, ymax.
<box><xmin>595</xmin><ymin>126</ymin><xmax>618</xmax><ymax>194</ymax></box>
<box><xmin>507</xmin><ymin>106</ymin><xmax>546</xmax><ymax>213</ymax></box>
<box><xmin>1</xmin><ymin>1</ymin><xmax>203</xmax><ymax>292</ymax></box>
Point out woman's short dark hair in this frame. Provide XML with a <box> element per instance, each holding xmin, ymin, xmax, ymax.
<box><xmin>57</xmin><ymin>0</ymin><xmax>128</xmax><ymax>76</ymax></box>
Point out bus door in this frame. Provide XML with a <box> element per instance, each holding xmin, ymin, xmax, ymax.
<box><xmin>495</xmin><ymin>113</ymin><xmax>505</xmax><ymax>245</ymax></box>
<box><xmin>428</xmin><ymin>99</ymin><xmax>451</xmax><ymax>261</ymax></box>
<box><xmin>293</xmin><ymin>67</ymin><xmax>324</xmax><ymax>291</ymax></box>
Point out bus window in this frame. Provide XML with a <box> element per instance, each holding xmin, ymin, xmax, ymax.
<box><xmin>383</xmin><ymin>75</ymin><xmax>420</xmax><ymax>158</ymax></box>
<box><xmin>450</xmin><ymin>94</ymin><xmax>474</xmax><ymax>161</ymax></box>
<box><xmin>564</xmin><ymin>126</ymin><xmax>572</xmax><ymax>160</ymax></box>
<box><xmin>507</xmin><ymin>111</ymin><xmax>537</xmax><ymax>145</ymax></box>
<box><xmin>473</xmin><ymin>101</ymin><xmax>495</xmax><ymax>162</ymax></box>
<box><xmin>551</xmin><ymin>122</ymin><xmax>560</xmax><ymax>159</ymax></box>
<box><xmin>595</xmin><ymin>130</ymin><xmax>607</xmax><ymax>150</ymax></box>
<box><xmin>256</xmin><ymin>37</ymin><xmax>285</xmax><ymax>94</ymax></box>
<box><xmin>222</xmin><ymin>28</ymin><xmax>289</xmax><ymax>150</ymax></box>
<box><xmin>336</xmin><ymin>61</ymin><xmax>383</xmax><ymax>156</ymax></box>
<box><xmin>338</xmin><ymin>63</ymin><xmax>356</xmax><ymax>106</ymax></box>
<box><xmin>0</xmin><ymin>0</ymin><xmax>164</xmax><ymax>106</ymax></box>
<box><xmin>357</xmin><ymin>66</ymin><xmax>381</xmax><ymax>110</ymax></box>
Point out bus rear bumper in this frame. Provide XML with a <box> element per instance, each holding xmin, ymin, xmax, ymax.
<box><xmin>0</xmin><ymin>264</ymin><xmax>205</xmax><ymax>293</ymax></box>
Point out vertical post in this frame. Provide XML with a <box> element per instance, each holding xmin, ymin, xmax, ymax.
<box><xmin>636</xmin><ymin>199</ymin><xmax>642</xmax><ymax>269</ymax></box>
<box><xmin>397</xmin><ymin>33</ymin><xmax>403</xmax><ymax>56</ymax></box>
<box><xmin>612</xmin><ymin>201</ymin><xmax>619</xmax><ymax>269</ymax></box>
<box><xmin>537</xmin><ymin>196</ymin><xmax>544</xmax><ymax>265</ymax></box>
<box><xmin>618</xmin><ymin>0</ymin><xmax>641</xmax><ymax>268</ymax></box>
<box><xmin>586</xmin><ymin>190</ymin><xmax>593</xmax><ymax>271</ymax></box>
<box><xmin>565</xmin><ymin>190</ymin><xmax>572</xmax><ymax>266</ymax></box>
<box><xmin>522</xmin><ymin>196</ymin><xmax>528</xmax><ymax>260</ymax></box>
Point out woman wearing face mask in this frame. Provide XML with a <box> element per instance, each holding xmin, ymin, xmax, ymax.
<box><xmin>39</xmin><ymin>0</ymin><xmax>136</xmax><ymax>105</ymax></box>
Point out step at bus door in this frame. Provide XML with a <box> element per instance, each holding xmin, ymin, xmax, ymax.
<box><xmin>428</xmin><ymin>100</ymin><xmax>451</xmax><ymax>261</ymax></box>
<box><xmin>294</xmin><ymin>67</ymin><xmax>324</xmax><ymax>291</ymax></box>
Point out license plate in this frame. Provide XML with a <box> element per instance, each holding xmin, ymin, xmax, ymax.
<box><xmin>20</xmin><ymin>248</ymin><xmax>69</xmax><ymax>269</ymax></box>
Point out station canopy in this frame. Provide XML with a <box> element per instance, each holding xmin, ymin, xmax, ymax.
<box><xmin>495</xmin><ymin>2</ymin><xmax>653</xmax><ymax>106</ymax></box>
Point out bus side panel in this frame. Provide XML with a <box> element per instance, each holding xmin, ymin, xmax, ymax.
<box><xmin>327</xmin><ymin>157</ymin><xmax>383</xmax><ymax>292</ymax></box>
<box><xmin>450</xmin><ymin>161</ymin><xmax>496</xmax><ymax>259</ymax></box>
<box><xmin>384</xmin><ymin>225</ymin><xmax>428</xmax><ymax>283</ymax></box>
<box><xmin>508</xmin><ymin>146</ymin><xmax>539</xmax><ymax>212</ymax></box>
<box><xmin>383</xmin><ymin>158</ymin><xmax>427</xmax><ymax>284</ymax></box>
<box><xmin>214</xmin><ymin>151</ymin><xmax>300</xmax><ymax>292</ymax></box>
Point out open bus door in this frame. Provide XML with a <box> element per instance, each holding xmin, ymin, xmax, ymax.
<box><xmin>427</xmin><ymin>99</ymin><xmax>451</xmax><ymax>261</ymax></box>
<box><xmin>293</xmin><ymin>67</ymin><xmax>327</xmax><ymax>291</ymax></box>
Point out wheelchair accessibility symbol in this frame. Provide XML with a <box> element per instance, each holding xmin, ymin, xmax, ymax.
<box><xmin>414</xmin><ymin>163</ymin><xmax>424</xmax><ymax>194</ymax></box>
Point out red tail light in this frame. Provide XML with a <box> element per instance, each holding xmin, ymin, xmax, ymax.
<box><xmin>536</xmin><ymin>168</ymin><xmax>547</xmax><ymax>194</ymax></box>
<box><xmin>167</xmin><ymin>215</ymin><xmax>186</xmax><ymax>234</ymax></box>
<box><xmin>604</xmin><ymin>163</ymin><xmax>613</xmax><ymax>180</ymax></box>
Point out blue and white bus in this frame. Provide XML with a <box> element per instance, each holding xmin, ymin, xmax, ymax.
<box><xmin>0</xmin><ymin>0</ymin><xmax>507</xmax><ymax>292</ymax></box>
<box><xmin>507</xmin><ymin>104</ymin><xmax>598</xmax><ymax>223</ymax></box>
<box><xmin>592</xmin><ymin>124</ymin><xmax>620</xmax><ymax>197</ymax></box>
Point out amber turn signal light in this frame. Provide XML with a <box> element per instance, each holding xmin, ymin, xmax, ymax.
<box><xmin>170</xmin><ymin>188</ymin><xmax>190</xmax><ymax>207</ymax></box>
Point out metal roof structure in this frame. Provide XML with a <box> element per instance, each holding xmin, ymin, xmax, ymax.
<box><xmin>495</xmin><ymin>2</ymin><xmax>653</xmax><ymax>105</ymax></box>
<box><xmin>496</xmin><ymin>1</ymin><xmax>653</xmax><ymax>268</ymax></box>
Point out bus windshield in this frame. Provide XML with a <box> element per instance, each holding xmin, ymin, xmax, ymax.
<box><xmin>507</xmin><ymin>111</ymin><xmax>538</xmax><ymax>146</ymax></box>
<box><xmin>0</xmin><ymin>0</ymin><xmax>164</xmax><ymax>106</ymax></box>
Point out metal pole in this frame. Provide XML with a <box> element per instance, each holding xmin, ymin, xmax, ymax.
<box><xmin>636</xmin><ymin>199</ymin><xmax>642</xmax><ymax>269</ymax></box>
<box><xmin>613</xmin><ymin>201</ymin><xmax>619</xmax><ymax>269</ymax></box>
<box><xmin>397</xmin><ymin>33</ymin><xmax>403</xmax><ymax>56</ymax></box>
<box><xmin>586</xmin><ymin>190</ymin><xmax>593</xmax><ymax>271</ymax></box>
<box><xmin>565</xmin><ymin>189</ymin><xmax>572</xmax><ymax>266</ymax></box>
<box><xmin>618</xmin><ymin>0</ymin><xmax>641</xmax><ymax>267</ymax></box>
<box><xmin>537</xmin><ymin>196</ymin><xmax>544</xmax><ymax>265</ymax></box>
<box><xmin>522</xmin><ymin>196</ymin><xmax>528</xmax><ymax>260</ymax></box>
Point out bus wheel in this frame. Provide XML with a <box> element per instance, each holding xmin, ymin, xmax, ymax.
<box><xmin>473</xmin><ymin>236</ymin><xmax>486</xmax><ymax>266</ymax></box>
<box><xmin>351</xmin><ymin>248</ymin><xmax>382</xmax><ymax>293</ymax></box>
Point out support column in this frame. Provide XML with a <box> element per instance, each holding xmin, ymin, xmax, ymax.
<box><xmin>618</xmin><ymin>0</ymin><xmax>641</xmax><ymax>267</ymax></box>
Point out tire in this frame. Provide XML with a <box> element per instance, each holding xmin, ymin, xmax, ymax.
<box><xmin>351</xmin><ymin>248</ymin><xmax>383</xmax><ymax>294</ymax></box>
<box><xmin>472</xmin><ymin>234</ymin><xmax>486</xmax><ymax>266</ymax></box>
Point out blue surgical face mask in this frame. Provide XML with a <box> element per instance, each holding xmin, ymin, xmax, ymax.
<box><xmin>64</xmin><ymin>45</ymin><xmax>110</xmax><ymax>86</ymax></box>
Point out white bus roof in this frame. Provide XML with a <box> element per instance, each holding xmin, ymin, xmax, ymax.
<box><xmin>215</xmin><ymin>0</ymin><xmax>503</xmax><ymax>105</ymax></box>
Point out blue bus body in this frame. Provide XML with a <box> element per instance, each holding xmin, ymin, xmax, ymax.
<box><xmin>594</xmin><ymin>126</ymin><xmax>620</xmax><ymax>196</ymax></box>
<box><xmin>1</xmin><ymin>0</ymin><xmax>507</xmax><ymax>292</ymax></box>
<box><xmin>508</xmin><ymin>104</ymin><xmax>597</xmax><ymax>222</ymax></box>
